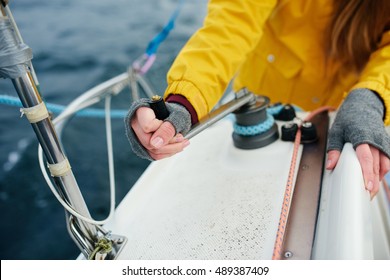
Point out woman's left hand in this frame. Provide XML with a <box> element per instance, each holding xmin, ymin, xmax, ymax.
<box><xmin>326</xmin><ymin>88</ymin><xmax>390</xmax><ymax>199</ymax></box>
<box><xmin>326</xmin><ymin>144</ymin><xmax>390</xmax><ymax>199</ymax></box>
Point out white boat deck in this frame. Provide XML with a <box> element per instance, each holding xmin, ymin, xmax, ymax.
<box><xmin>101</xmin><ymin>114</ymin><xmax>390</xmax><ymax>260</ymax></box>
<box><xmin>107</xmin><ymin>118</ymin><xmax>302</xmax><ymax>259</ymax></box>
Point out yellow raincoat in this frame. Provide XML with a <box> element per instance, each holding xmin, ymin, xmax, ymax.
<box><xmin>164</xmin><ymin>0</ymin><xmax>390</xmax><ymax>124</ymax></box>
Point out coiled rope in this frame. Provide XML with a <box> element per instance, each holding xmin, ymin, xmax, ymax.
<box><xmin>232</xmin><ymin>104</ymin><xmax>283</xmax><ymax>136</ymax></box>
<box><xmin>233</xmin><ymin>113</ymin><xmax>275</xmax><ymax>136</ymax></box>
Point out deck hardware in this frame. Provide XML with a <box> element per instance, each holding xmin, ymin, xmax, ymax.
<box><xmin>274</xmin><ymin>104</ymin><xmax>296</xmax><ymax>121</ymax></box>
<box><xmin>115</xmin><ymin>237</ymin><xmax>125</xmax><ymax>245</ymax></box>
<box><xmin>282</xmin><ymin>121</ymin><xmax>317</xmax><ymax>144</ymax></box>
<box><xmin>232</xmin><ymin>93</ymin><xmax>279</xmax><ymax>149</ymax></box>
<box><xmin>281</xmin><ymin>123</ymin><xmax>299</xmax><ymax>142</ymax></box>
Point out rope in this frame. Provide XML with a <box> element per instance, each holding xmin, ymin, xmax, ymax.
<box><xmin>233</xmin><ymin>113</ymin><xmax>275</xmax><ymax>136</ymax></box>
<box><xmin>272</xmin><ymin>128</ymin><xmax>301</xmax><ymax>260</ymax></box>
<box><xmin>132</xmin><ymin>0</ymin><xmax>184</xmax><ymax>75</ymax></box>
<box><xmin>267</xmin><ymin>104</ymin><xmax>284</xmax><ymax>116</ymax></box>
<box><xmin>272</xmin><ymin>106</ymin><xmax>335</xmax><ymax>260</ymax></box>
<box><xmin>0</xmin><ymin>94</ymin><xmax>127</xmax><ymax>118</ymax></box>
<box><xmin>144</xmin><ymin>1</ymin><xmax>183</xmax><ymax>57</ymax></box>
<box><xmin>38</xmin><ymin>95</ymin><xmax>117</xmax><ymax>226</ymax></box>
<box><xmin>88</xmin><ymin>237</ymin><xmax>113</xmax><ymax>260</ymax></box>
<box><xmin>232</xmin><ymin>105</ymin><xmax>285</xmax><ymax>136</ymax></box>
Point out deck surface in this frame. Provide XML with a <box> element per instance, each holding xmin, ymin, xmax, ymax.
<box><xmin>107</xmin><ymin>118</ymin><xmax>302</xmax><ymax>259</ymax></box>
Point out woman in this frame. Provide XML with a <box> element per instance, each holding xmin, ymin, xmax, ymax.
<box><xmin>125</xmin><ymin>0</ymin><xmax>390</xmax><ymax>199</ymax></box>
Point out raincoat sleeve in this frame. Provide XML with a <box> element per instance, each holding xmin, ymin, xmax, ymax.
<box><xmin>164</xmin><ymin>0</ymin><xmax>278</xmax><ymax>120</ymax></box>
<box><xmin>351</xmin><ymin>30</ymin><xmax>390</xmax><ymax>125</ymax></box>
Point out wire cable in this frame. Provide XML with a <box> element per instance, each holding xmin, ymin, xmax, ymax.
<box><xmin>38</xmin><ymin>95</ymin><xmax>116</xmax><ymax>225</ymax></box>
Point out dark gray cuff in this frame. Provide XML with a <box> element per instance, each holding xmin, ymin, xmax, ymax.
<box><xmin>327</xmin><ymin>88</ymin><xmax>390</xmax><ymax>158</ymax></box>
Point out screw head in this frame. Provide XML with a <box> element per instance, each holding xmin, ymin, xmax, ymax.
<box><xmin>116</xmin><ymin>237</ymin><xmax>124</xmax><ymax>244</ymax></box>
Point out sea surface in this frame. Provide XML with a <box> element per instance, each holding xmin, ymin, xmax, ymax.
<box><xmin>0</xmin><ymin>0</ymin><xmax>208</xmax><ymax>260</ymax></box>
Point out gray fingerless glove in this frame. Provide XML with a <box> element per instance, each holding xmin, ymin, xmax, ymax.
<box><xmin>327</xmin><ymin>88</ymin><xmax>390</xmax><ymax>158</ymax></box>
<box><xmin>124</xmin><ymin>98</ymin><xmax>192</xmax><ymax>161</ymax></box>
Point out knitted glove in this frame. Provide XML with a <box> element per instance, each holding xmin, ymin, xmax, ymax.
<box><xmin>124</xmin><ymin>98</ymin><xmax>192</xmax><ymax>161</ymax></box>
<box><xmin>327</xmin><ymin>88</ymin><xmax>390</xmax><ymax>158</ymax></box>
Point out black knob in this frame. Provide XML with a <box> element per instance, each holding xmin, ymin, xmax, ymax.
<box><xmin>274</xmin><ymin>104</ymin><xmax>296</xmax><ymax>121</ymax></box>
<box><xmin>281</xmin><ymin>123</ymin><xmax>298</xmax><ymax>142</ymax></box>
<box><xmin>149</xmin><ymin>95</ymin><xmax>169</xmax><ymax>120</ymax></box>
<box><xmin>301</xmin><ymin>122</ymin><xmax>317</xmax><ymax>143</ymax></box>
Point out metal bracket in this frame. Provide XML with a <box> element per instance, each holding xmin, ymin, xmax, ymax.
<box><xmin>68</xmin><ymin>215</ymin><xmax>127</xmax><ymax>260</ymax></box>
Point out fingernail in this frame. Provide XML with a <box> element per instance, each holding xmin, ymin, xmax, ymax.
<box><xmin>151</xmin><ymin>137</ymin><xmax>163</xmax><ymax>148</ymax></box>
<box><xmin>183</xmin><ymin>141</ymin><xmax>190</xmax><ymax>148</ymax></box>
<box><xmin>370</xmin><ymin>192</ymin><xmax>375</xmax><ymax>201</ymax></box>
<box><xmin>175</xmin><ymin>135</ymin><xmax>184</xmax><ymax>142</ymax></box>
<box><xmin>366</xmin><ymin>181</ymin><xmax>373</xmax><ymax>191</ymax></box>
<box><xmin>326</xmin><ymin>159</ymin><xmax>332</xmax><ymax>169</ymax></box>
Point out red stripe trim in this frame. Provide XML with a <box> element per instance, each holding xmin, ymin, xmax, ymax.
<box><xmin>166</xmin><ymin>94</ymin><xmax>199</xmax><ymax>125</ymax></box>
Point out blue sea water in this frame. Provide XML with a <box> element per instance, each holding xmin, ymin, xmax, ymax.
<box><xmin>0</xmin><ymin>0</ymin><xmax>207</xmax><ymax>259</ymax></box>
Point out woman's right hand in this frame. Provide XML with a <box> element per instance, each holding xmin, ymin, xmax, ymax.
<box><xmin>124</xmin><ymin>99</ymin><xmax>192</xmax><ymax>161</ymax></box>
<box><xmin>130</xmin><ymin>106</ymin><xmax>190</xmax><ymax>160</ymax></box>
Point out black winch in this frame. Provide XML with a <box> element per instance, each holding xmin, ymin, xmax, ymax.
<box><xmin>232</xmin><ymin>95</ymin><xmax>279</xmax><ymax>149</ymax></box>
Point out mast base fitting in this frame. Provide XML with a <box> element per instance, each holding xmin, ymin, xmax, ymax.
<box><xmin>232</xmin><ymin>95</ymin><xmax>279</xmax><ymax>149</ymax></box>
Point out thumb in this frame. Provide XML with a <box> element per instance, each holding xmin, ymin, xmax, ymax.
<box><xmin>326</xmin><ymin>150</ymin><xmax>341</xmax><ymax>170</ymax></box>
<box><xmin>150</xmin><ymin>121</ymin><xmax>176</xmax><ymax>148</ymax></box>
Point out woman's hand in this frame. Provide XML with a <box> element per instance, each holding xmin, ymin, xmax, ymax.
<box><xmin>130</xmin><ymin>107</ymin><xmax>190</xmax><ymax>160</ymax></box>
<box><xmin>124</xmin><ymin>98</ymin><xmax>192</xmax><ymax>161</ymax></box>
<box><xmin>327</xmin><ymin>144</ymin><xmax>390</xmax><ymax>199</ymax></box>
<box><xmin>327</xmin><ymin>88</ymin><xmax>390</xmax><ymax>199</ymax></box>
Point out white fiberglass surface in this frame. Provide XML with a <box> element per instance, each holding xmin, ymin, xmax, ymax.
<box><xmin>106</xmin><ymin>118</ymin><xmax>301</xmax><ymax>260</ymax></box>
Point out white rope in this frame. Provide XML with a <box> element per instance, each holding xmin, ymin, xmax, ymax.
<box><xmin>104</xmin><ymin>94</ymin><xmax>116</xmax><ymax>222</ymax></box>
<box><xmin>38</xmin><ymin>94</ymin><xmax>116</xmax><ymax>225</ymax></box>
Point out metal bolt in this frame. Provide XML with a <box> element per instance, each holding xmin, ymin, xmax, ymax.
<box><xmin>284</xmin><ymin>122</ymin><xmax>295</xmax><ymax>129</ymax></box>
<box><xmin>302</xmin><ymin>164</ymin><xmax>309</xmax><ymax>170</ymax></box>
<box><xmin>302</xmin><ymin>121</ymin><xmax>312</xmax><ymax>128</ymax></box>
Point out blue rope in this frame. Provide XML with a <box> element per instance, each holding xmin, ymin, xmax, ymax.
<box><xmin>0</xmin><ymin>94</ymin><xmax>127</xmax><ymax>118</ymax></box>
<box><xmin>1</xmin><ymin>3</ymin><xmax>186</xmax><ymax>118</ymax></box>
<box><xmin>233</xmin><ymin>106</ymin><xmax>288</xmax><ymax>136</ymax></box>
<box><xmin>233</xmin><ymin>113</ymin><xmax>275</xmax><ymax>136</ymax></box>
<box><xmin>267</xmin><ymin>104</ymin><xmax>284</xmax><ymax>116</ymax></box>
<box><xmin>268</xmin><ymin>104</ymin><xmax>303</xmax><ymax>114</ymax></box>
<box><xmin>145</xmin><ymin>0</ymin><xmax>184</xmax><ymax>56</ymax></box>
